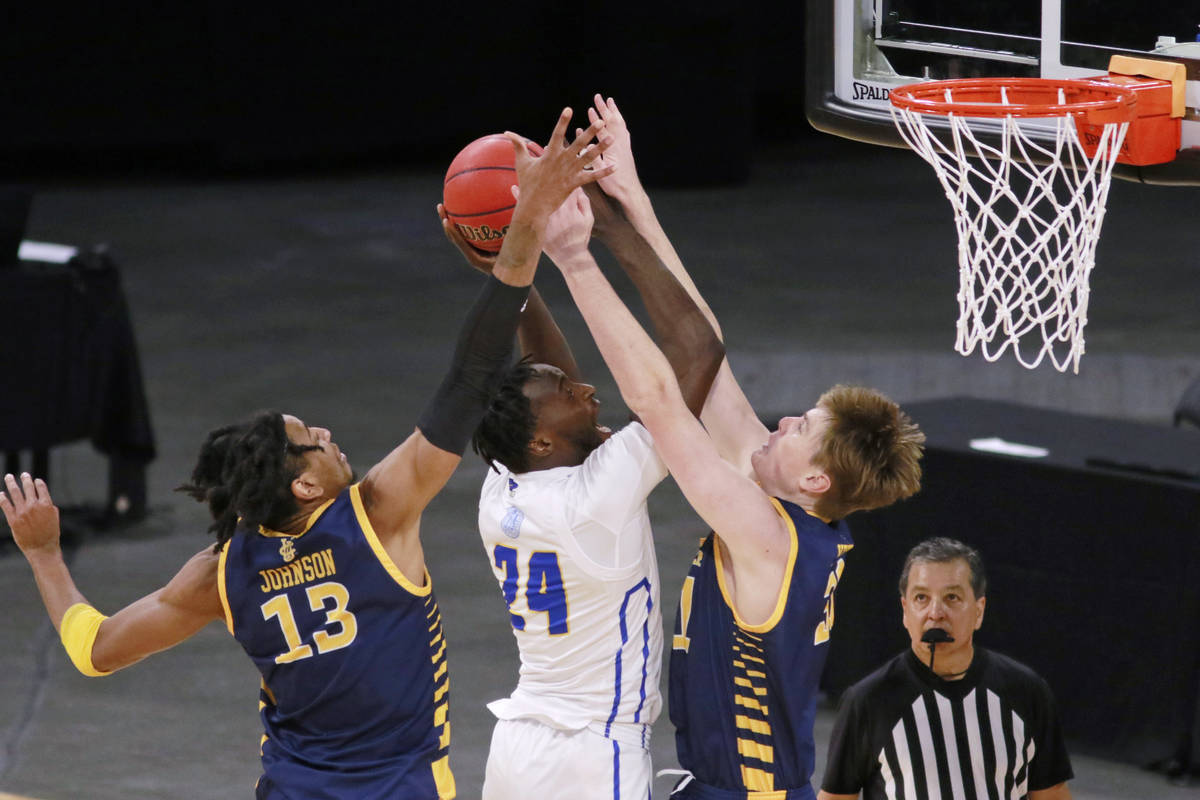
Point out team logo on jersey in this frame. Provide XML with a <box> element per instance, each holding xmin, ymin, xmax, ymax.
<box><xmin>501</xmin><ymin>506</ymin><xmax>524</xmax><ymax>539</ymax></box>
<box><xmin>279</xmin><ymin>538</ymin><xmax>296</xmax><ymax>563</ymax></box>
<box><xmin>507</xmin><ymin>477</ymin><xmax>518</xmax><ymax>497</ymax></box>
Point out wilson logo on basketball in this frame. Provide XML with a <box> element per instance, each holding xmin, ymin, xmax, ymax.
<box><xmin>455</xmin><ymin>222</ymin><xmax>509</xmax><ymax>244</ymax></box>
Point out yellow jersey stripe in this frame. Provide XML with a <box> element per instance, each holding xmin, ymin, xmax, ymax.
<box><xmin>432</xmin><ymin>753</ymin><xmax>456</xmax><ymax>799</ymax></box>
<box><xmin>216</xmin><ymin>542</ymin><xmax>234</xmax><ymax>635</ymax></box>
<box><xmin>741</xmin><ymin>764</ymin><xmax>777</xmax><ymax>792</ymax></box>
<box><xmin>733</xmin><ymin>678</ymin><xmax>769</xmax><ymax>697</ymax></box>
<box><xmin>736</xmin><ymin>714</ymin><xmax>773</xmax><ymax>736</ymax></box>
<box><xmin>350</xmin><ymin>484</ymin><xmax>430</xmax><ymax>596</ymax></box>
<box><xmin>256</xmin><ymin>498</ymin><xmax>335</xmax><ymax>538</ymax></box>
<box><xmin>735</xmin><ymin>694</ymin><xmax>767</xmax><ymax>714</ymax></box>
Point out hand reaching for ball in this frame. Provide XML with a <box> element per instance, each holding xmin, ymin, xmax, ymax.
<box><xmin>542</xmin><ymin>188</ymin><xmax>594</xmax><ymax>270</ymax></box>
<box><xmin>505</xmin><ymin>107</ymin><xmax>614</xmax><ymax>231</ymax></box>
<box><xmin>587</xmin><ymin>95</ymin><xmax>642</xmax><ymax>205</ymax></box>
<box><xmin>437</xmin><ymin>202</ymin><xmax>496</xmax><ymax>275</ymax></box>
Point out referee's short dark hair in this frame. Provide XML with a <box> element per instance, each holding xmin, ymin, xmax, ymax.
<box><xmin>898</xmin><ymin>537</ymin><xmax>987</xmax><ymax>599</ymax></box>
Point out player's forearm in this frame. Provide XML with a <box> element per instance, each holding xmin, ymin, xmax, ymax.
<box><xmin>557</xmin><ymin>254</ymin><xmax>678</xmax><ymax>414</ymax></box>
<box><xmin>492</xmin><ymin>216</ymin><xmax>544</xmax><ymax>287</ymax></box>
<box><xmin>1029</xmin><ymin>782</ymin><xmax>1072</xmax><ymax>800</ymax></box>
<box><xmin>517</xmin><ymin>286</ymin><xmax>582</xmax><ymax>381</ymax></box>
<box><xmin>615</xmin><ymin>236</ymin><xmax>723</xmax><ymax>416</ymax></box>
<box><xmin>596</xmin><ymin>206</ymin><xmax>722</xmax><ymax>416</ymax></box>
<box><xmin>417</xmin><ymin>275</ymin><xmax>527</xmax><ymax>456</ymax></box>
<box><xmin>669</xmin><ymin>312</ymin><xmax>725</xmax><ymax>418</ymax></box>
<box><xmin>614</xmin><ymin>190</ymin><xmax>722</xmax><ymax>339</ymax></box>
<box><xmin>602</xmin><ymin>198</ymin><xmax>760</xmax><ymax>462</ymax></box>
<box><xmin>23</xmin><ymin>548</ymin><xmax>89</xmax><ymax>632</ymax></box>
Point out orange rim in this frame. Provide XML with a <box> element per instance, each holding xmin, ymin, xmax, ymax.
<box><xmin>890</xmin><ymin>78</ymin><xmax>1137</xmax><ymax>121</ymax></box>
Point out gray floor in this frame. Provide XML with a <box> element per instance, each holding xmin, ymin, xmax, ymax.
<box><xmin>2</xmin><ymin>135</ymin><xmax>1198</xmax><ymax>799</ymax></box>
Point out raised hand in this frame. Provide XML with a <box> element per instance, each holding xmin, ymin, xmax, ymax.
<box><xmin>0</xmin><ymin>473</ymin><xmax>62</xmax><ymax>555</ymax></box>
<box><xmin>505</xmin><ymin>107</ymin><xmax>614</xmax><ymax>231</ymax></box>
<box><xmin>543</xmin><ymin>188</ymin><xmax>595</xmax><ymax>269</ymax></box>
<box><xmin>587</xmin><ymin>94</ymin><xmax>642</xmax><ymax>204</ymax></box>
<box><xmin>437</xmin><ymin>202</ymin><xmax>497</xmax><ymax>275</ymax></box>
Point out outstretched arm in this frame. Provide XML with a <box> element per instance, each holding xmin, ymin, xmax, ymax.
<box><xmin>362</xmin><ymin>108</ymin><xmax>613</xmax><ymax>547</ymax></box>
<box><xmin>512</xmin><ymin>285</ymin><xmax>581</xmax><ymax>381</ymax></box>
<box><xmin>546</xmin><ymin>206</ymin><xmax>791</xmax><ymax>623</ymax></box>
<box><xmin>437</xmin><ymin>202</ymin><xmax>581</xmax><ymax>381</ymax></box>
<box><xmin>2</xmin><ymin>473</ymin><xmax>222</xmax><ymax>675</ymax></box>
<box><xmin>584</xmin><ymin>184</ymin><xmax>722</xmax><ymax>417</ymax></box>
<box><xmin>586</xmin><ymin>95</ymin><xmax>767</xmax><ymax>470</ymax></box>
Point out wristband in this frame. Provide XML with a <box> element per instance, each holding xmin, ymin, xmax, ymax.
<box><xmin>60</xmin><ymin>602</ymin><xmax>113</xmax><ymax>677</ymax></box>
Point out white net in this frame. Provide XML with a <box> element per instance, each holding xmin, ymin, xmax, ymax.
<box><xmin>891</xmin><ymin>86</ymin><xmax>1129</xmax><ymax>373</ymax></box>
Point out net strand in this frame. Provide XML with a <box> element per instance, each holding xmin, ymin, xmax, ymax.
<box><xmin>891</xmin><ymin>89</ymin><xmax>1127</xmax><ymax>373</ymax></box>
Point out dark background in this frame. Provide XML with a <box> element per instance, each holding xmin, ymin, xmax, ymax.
<box><xmin>3</xmin><ymin>5</ymin><xmax>811</xmax><ymax>185</ymax></box>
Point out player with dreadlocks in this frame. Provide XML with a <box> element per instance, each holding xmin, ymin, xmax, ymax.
<box><xmin>436</xmin><ymin>95</ymin><xmax>727</xmax><ymax>800</ymax></box>
<box><xmin>1</xmin><ymin>107</ymin><xmax>614</xmax><ymax>800</ymax></box>
<box><xmin>179</xmin><ymin>410</ymin><xmax>326</xmax><ymax>553</ymax></box>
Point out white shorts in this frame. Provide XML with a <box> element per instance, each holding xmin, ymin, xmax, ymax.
<box><xmin>482</xmin><ymin>718</ymin><xmax>652</xmax><ymax>800</ymax></box>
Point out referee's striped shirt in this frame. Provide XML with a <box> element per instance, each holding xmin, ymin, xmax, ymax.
<box><xmin>821</xmin><ymin>648</ymin><xmax>1072</xmax><ymax>800</ymax></box>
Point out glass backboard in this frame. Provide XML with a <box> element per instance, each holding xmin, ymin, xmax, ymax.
<box><xmin>807</xmin><ymin>0</ymin><xmax>1200</xmax><ymax>184</ymax></box>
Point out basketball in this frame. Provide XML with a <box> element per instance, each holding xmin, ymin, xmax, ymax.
<box><xmin>443</xmin><ymin>135</ymin><xmax>542</xmax><ymax>253</ymax></box>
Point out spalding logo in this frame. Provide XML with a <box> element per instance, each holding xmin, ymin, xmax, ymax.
<box><xmin>852</xmin><ymin>82</ymin><xmax>890</xmax><ymax>101</ymax></box>
<box><xmin>456</xmin><ymin>223</ymin><xmax>508</xmax><ymax>243</ymax></box>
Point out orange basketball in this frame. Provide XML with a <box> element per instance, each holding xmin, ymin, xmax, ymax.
<box><xmin>442</xmin><ymin>134</ymin><xmax>541</xmax><ymax>252</ymax></box>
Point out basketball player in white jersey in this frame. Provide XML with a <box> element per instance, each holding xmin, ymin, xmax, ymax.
<box><xmin>438</xmin><ymin>96</ymin><xmax>725</xmax><ymax>800</ymax></box>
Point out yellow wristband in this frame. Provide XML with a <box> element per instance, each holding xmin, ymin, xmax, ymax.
<box><xmin>60</xmin><ymin>603</ymin><xmax>113</xmax><ymax>677</ymax></box>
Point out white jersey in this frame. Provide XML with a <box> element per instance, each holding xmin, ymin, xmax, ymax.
<box><xmin>478</xmin><ymin>421</ymin><xmax>668</xmax><ymax>732</ymax></box>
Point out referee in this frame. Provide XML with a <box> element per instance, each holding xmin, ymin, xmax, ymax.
<box><xmin>818</xmin><ymin>538</ymin><xmax>1073</xmax><ymax>800</ymax></box>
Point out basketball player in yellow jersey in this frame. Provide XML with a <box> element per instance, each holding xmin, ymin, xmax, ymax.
<box><xmin>1</xmin><ymin>107</ymin><xmax>614</xmax><ymax>800</ymax></box>
<box><xmin>546</xmin><ymin>96</ymin><xmax>925</xmax><ymax>799</ymax></box>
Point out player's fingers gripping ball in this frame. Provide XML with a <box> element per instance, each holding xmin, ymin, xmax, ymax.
<box><xmin>443</xmin><ymin>134</ymin><xmax>543</xmax><ymax>252</ymax></box>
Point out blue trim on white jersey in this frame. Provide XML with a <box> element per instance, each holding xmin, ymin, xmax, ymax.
<box><xmin>606</xmin><ymin>577</ymin><xmax>655</xmax><ymax>738</ymax></box>
<box><xmin>612</xmin><ymin>738</ymin><xmax>622</xmax><ymax>800</ymax></box>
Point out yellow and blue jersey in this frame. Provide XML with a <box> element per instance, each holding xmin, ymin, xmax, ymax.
<box><xmin>218</xmin><ymin>483</ymin><xmax>455</xmax><ymax>799</ymax></box>
<box><xmin>668</xmin><ymin>497</ymin><xmax>852</xmax><ymax>799</ymax></box>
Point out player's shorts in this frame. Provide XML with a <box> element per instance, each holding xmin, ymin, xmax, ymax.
<box><xmin>483</xmin><ymin>717</ymin><xmax>652</xmax><ymax>800</ymax></box>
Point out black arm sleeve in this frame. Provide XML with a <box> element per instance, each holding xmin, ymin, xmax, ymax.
<box><xmin>417</xmin><ymin>276</ymin><xmax>529</xmax><ymax>455</ymax></box>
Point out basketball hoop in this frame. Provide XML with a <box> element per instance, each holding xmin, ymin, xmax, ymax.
<box><xmin>890</xmin><ymin>78</ymin><xmax>1138</xmax><ymax>373</ymax></box>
